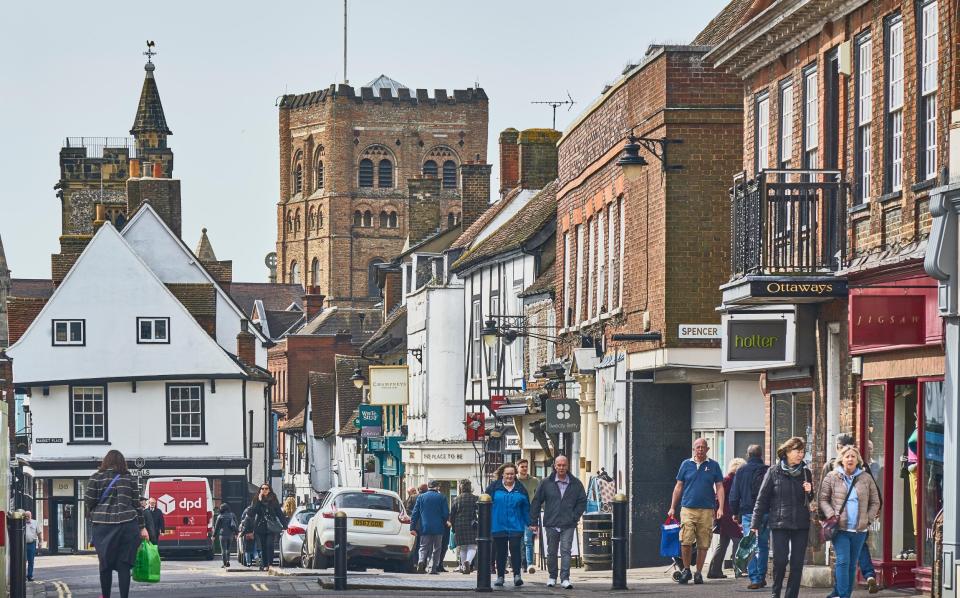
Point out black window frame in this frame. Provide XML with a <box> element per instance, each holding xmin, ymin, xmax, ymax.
<box><xmin>165</xmin><ymin>383</ymin><xmax>206</xmax><ymax>445</ymax></box>
<box><xmin>69</xmin><ymin>384</ymin><xmax>108</xmax><ymax>444</ymax></box>
<box><xmin>137</xmin><ymin>317</ymin><xmax>171</xmax><ymax>344</ymax></box>
<box><xmin>358</xmin><ymin>159</ymin><xmax>374</xmax><ymax>188</ymax></box>
<box><xmin>52</xmin><ymin>319</ymin><xmax>86</xmax><ymax>347</ymax></box>
<box><xmin>884</xmin><ymin>12</ymin><xmax>905</xmax><ymax>194</ymax></box>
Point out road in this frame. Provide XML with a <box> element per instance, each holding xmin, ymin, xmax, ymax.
<box><xmin>27</xmin><ymin>554</ymin><xmax>923</xmax><ymax>597</ymax></box>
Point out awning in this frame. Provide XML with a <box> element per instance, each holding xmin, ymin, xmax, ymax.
<box><xmin>495</xmin><ymin>404</ymin><xmax>530</xmax><ymax>417</ymax></box>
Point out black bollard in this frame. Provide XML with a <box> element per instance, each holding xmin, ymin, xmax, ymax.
<box><xmin>9</xmin><ymin>509</ymin><xmax>26</xmax><ymax>598</ymax></box>
<box><xmin>611</xmin><ymin>493</ymin><xmax>628</xmax><ymax>590</ymax></box>
<box><xmin>475</xmin><ymin>493</ymin><xmax>492</xmax><ymax>593</ymax></box>
<box><xmin>334</xmin><ymin>511</ymin><xmax>348</xmax><ymax>591</ymax></box>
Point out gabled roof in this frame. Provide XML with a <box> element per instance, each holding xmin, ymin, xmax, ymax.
<box><xmin>130</xmin><ymin>62</ymin><xmax>172</xmax><ymax>136</ymax></box>
<box><xmin>366</xmin><ymin>74</ymin><xmax>408</xmax><ymax>94</ymax></box>
<box><xmin>309</xmin><ymin>371</ymin><xmax>337</xmax><ymax>438</ymax></box>
<box><xmin>229</xmin><ymin>282</ymin><xmax>304</xmax><ymax>316</ymax></box>
<box><xmin>451</xmin><ymin>182</ymin><xmax>558</xmax><ymax>273</ymax></box>
<box><xmin>293</xmin><ymin>306</ymin><xmax>382</xmax><ymax>342</ymax></box>
<box><xmin>451</xmin><ymin>187</ymin><xmax>524</xmax><ymax>250</ymax></box>
<box><xmin>279</xmin><ymin>409</ymin><xmax>305</xmax><ymax>432</ymax></box>
<box><xmin>9</xmin><ymin>279</ymin><xmax>53</xmax><ymax>299</ymax></box>
<box><xmin>691</xmin><ymin>0</ymin><xmax>756</xmax><ymax>46</ymax></box>
<box><xmin>264</xmin><ymin>310</ymin><xmax>305</xmax><ymax>338</ymax></box>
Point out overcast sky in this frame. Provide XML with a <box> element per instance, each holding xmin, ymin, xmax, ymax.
<box><xmin>0</xmin><ymin>0</ymin><xmax>728</xmax><ymax>282</ymax></box>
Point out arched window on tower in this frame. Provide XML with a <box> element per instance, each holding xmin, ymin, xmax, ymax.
<box><xmin>380</xmin><ymin>211</ymin><xmax>389</xmax><ymax>228</ymax></box>
<box><xmin>311</xmin><ymin>257</ymin><xmax>320</xmax><ymax>287</ymax></box>
<box><xmin>423</xmin><ymin>160</ymin><xmax>438</xmax><ymax>178</ymax></box>
<box><xmin>358</xmin><ymin>159</ymin><xmax>374</xmax><ymax>188</ymax></box>
<box><xmin>317</xmin><ymin>211</ymin><xmax>324</xmax><ymax>228</ymax></box>
<box><xmin>353</xmin><ymin>210</ymin><xmax>363</xmax><ymax>227</ymax></box>
<box><xmin>363</xmin><ymin>210</ymin><xmax>373</xmax><ymax>227</ymax></box>
<box><xmin>316</xmin><ymin>160</ymin><xmax>324</xmax><ymax>190</ymax></box>
<box><xmin>389</xmin><ymin>211</ymin><xmax>398</xmax><ymax>228</ymax></box>
<box><xmin>368</xmin><ymin>258</ymin><xmax>385</xmax><ymax>298</ymax></box>
<box><xmin>294</xmin><ymin>209</ymin><xmax>302</xmax><ymax>233</ymax></box>
<box><xmin>293</xmin><ymin>152</ymin><xmax>304</xmax><ymax>194</ymax></box>
<box><xmin>442</xmin><ymin>160</ymin><xmax>457</xmax><ymax>189</ymax></box>
<box><xmin>290</xmin><ymin>261</ymin><xmax>300</xmax><ymax>285</ymax></box>
<box><xmin>378</xmin><ymin>159</ymin><xmax>393</xmax><ymax>188</ymax></box>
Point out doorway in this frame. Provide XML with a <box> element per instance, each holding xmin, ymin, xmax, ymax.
<box><xmin>50</xmin><ymin>499</ymin><xmax>78</xmax><ymax>554</ymax></box>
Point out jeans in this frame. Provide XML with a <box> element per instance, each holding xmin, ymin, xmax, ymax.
<box><xmin>545</xmin><ymin>527</ymin><xmax>575</xmax><ymax>582</ymax></box>
<box><xmin>255</xmin><ymin>532</ymin><xmax>274</xmax><ymax>568</ymax></box>
<box><xmin>741</xmin><ymin>514</ymin><xmax>769</xmax><ymax>584</ymax></box>
<box><xmin>770</xmin><ymin>528</ymin><xmax>808</xmax><ymax>598</ymax></box>
<box><xmin>26</xmin><ymin>542</ymin><xmax>36</xmax><ymax>579</ymax></box>
<box><xmin>220</xmin><ymin>536</ymin><xmax>232</xmax><ymax>566</ymax></box>
<box><xmin>418</xmin><ymin>534</ymin><xmax>444</xmax><ymax>571</ymax></box>
<box><xmin>494</xmin><ymin>534</ymin><xmax>522</xmax><ymax>578</ymax></box>
<box><xmin>858</xmin><ymin>539</ymin><xmax>876</xmax><ymax>579</ymax></box>
<box><xmin>523</xmin><ymin>528</ymin><xmax>535</xmax><ymax>568</ymax></box>
<box><xmin>833</xmin><ymin>531</ymin><xmax>868</xmax><ymax>598</ymax></box>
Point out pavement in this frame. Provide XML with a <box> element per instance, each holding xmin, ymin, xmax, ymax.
<box><xmin>24</xmin><ymin>553</ymin><xmax>927</xmax><ymax>597</ymax></box>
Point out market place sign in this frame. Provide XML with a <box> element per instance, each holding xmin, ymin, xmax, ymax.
<box><xmin>750</xmin><ymin>280</ymin><xmax>848</xmax><ymax>298</ymax></box>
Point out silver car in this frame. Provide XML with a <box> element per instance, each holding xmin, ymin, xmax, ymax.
<box><xmin>279</xmin><ymin>507</ymin><xmax>316</xmax><ymax>567</ymax></box>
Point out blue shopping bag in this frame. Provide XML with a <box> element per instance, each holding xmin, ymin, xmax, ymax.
<box><xmin>660</xmin><ymin>516</ymin><xmax>681</xmax><ymax>558</ymax></box>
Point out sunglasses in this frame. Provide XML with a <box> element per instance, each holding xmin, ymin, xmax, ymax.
<box><xmin>260</xmin><ymin>487</ymin><xmax>270</xmax><ymax>491</ymax></box>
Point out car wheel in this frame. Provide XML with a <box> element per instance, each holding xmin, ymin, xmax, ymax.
<box><xmin>300</xmin><ymin>540</ymin><xmax>312</xmax><ymax>569</ymax></box>
<box><xmin>313</xmin><ymin>534</ymin><xmax>329</xmax><ymax>570</ymax></box>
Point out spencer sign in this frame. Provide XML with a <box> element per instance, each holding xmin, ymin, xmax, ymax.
<box><xmin>726</xmin><ymin>320</ymin><xmax>788</xmax><ymax>361</ymax></box>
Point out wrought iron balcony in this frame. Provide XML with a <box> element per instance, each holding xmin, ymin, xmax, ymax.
<box><xmin>730</xmin><ymin>169</ymin><xmax>846</xmax><ymax>279</ymax></box>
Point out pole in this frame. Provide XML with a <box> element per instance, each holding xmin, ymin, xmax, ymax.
<box><xmin>475</xmin><ymin>494</ymin><xmax>492</xmax><ymax>592</ymax></box>
<box><xmin>342</xmin><ymin>0</ymin><xmax>348</xmax><ymax>84</ymax></box>
<box><xmin>612</xmin><ymin>493</ymin><xmax>628</xmax><ymax>590</ymax></box>
<box><xmin>10</xmin><ymin>509</ymin><xmax>26</xmax><ymax>598</ymax></box>
<box><xmin>334</xmin><ymin>511</ymin><xmax>347</xmax><ymax>591</ymax></box>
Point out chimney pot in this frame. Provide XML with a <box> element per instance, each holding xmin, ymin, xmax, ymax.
<box><xmin>152</xmin><ymin>162</ymin><xmax>163</xmax><ymax>178</ymax></box>
<box><xmin>129</xmin><ymin>159</ymin><xmax>140</xmax><ymax>178</ymax></box>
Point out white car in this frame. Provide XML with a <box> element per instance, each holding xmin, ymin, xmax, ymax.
<box><xmin>301</xmin><ymin>487</ymin><xmax>415</xmax><ymax>572</ymax></box>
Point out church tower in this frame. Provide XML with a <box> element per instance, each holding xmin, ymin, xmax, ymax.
<box><xmin>0</xmin><ymin>233</ymin><xmax>11</xmax><ymax>349</ymax></box>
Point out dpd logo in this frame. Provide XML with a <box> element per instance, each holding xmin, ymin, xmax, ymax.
<box><xmin>157</xmin><ymin>494</ymin><xmax>176</xmax><ymax>515</ymax></box>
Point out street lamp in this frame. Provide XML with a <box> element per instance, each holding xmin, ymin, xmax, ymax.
<box><xmin>615</xmin><ymin>137</ymin><xmax>648</xmax><ymax>182</ymax></box>
<box><xmin>350</xmin><ymin>367</ymin><xmax>365</xmax><ymax>389</ymax></box>
<box><xmin>616</xmin><ymin>127</ymin><xmax>684</xmax><ymax>176</ymax></box>
<box><xmin>481</xmin><ymin>318</ymin><xmax>500</xmax><ymax>348</ymax></box>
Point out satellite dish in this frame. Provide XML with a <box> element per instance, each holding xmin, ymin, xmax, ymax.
<box><xmin>265</xmin><ymin>252</ymin><xmax>277</xmax><ymax>269</ymax></box>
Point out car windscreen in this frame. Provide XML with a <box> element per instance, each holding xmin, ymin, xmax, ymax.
<box><xmin>335</xmin><ymin>492</ymin><xmax>401</xmax><ymax>512</ymax></box>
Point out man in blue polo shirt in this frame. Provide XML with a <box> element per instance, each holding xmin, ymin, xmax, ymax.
<box><xmin>667</xmin><ymin>437</ymin><xmax>724</xmax><ymax>585</ymax></box>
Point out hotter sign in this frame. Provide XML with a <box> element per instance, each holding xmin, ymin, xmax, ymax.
<box><xmin>850</xmin><ymin>294</ymin><xmax>926</xmax><ymax>350</ymax></box>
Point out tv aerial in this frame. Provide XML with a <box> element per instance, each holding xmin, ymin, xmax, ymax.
<box><xmin>531</xmin><ymin>91</ymin><xmax>575</xmax><ymax>130</ymax></box>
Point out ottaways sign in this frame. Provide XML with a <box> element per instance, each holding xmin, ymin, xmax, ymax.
<box><xmin>546</xmin><ymin>399</ymin><xmax>581</xmax><ymax>434</ymax></box>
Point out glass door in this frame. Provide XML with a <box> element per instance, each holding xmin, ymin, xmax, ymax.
<box><xmin>918</xmin><ymin>378</ymin><xmax>944</xmax><ymax>569</ymax></box>
<box><xmin>891</xmin><ymin>383</ymin><xmax>918</xmax><ymax>562</ymax></box>
<box><xmin>862</xmin><ymin>384</ymin><xmax>886</xmax><ymax>559</ymax></box>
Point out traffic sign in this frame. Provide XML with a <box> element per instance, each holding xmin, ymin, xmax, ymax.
<box><xmin>545</xmin><ymin>399</ymin><xmax>580</xmax><ymax>433</ymax></box>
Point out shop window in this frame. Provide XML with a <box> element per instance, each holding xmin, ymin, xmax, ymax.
<box><xmin>771</xmin><ymin>390</ymin><xmax>812</xmax><ymax>464</ymax></box>
<box><xmin>892</xmin><ymin>383</ymin><xmax>919</xmax><ymax>561</ymax></box>
<box><xmin>921</xmin><ymin>379</ymin><xmax>944</xmax><ymax>567</ymax></box>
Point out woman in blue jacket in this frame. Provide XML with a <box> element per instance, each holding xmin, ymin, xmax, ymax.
<box><xmin>486</xmin><ymin>463</ymin><xmax>530</xmax><ymax>587</ymax></box>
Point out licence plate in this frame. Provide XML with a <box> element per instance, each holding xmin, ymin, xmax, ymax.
<box><xmin>353</xmin><ymin>519</ymin><xmax>383</xmax><ymax>528</ymax></box>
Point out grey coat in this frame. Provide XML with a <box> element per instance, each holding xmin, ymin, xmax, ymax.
<box><xmin>818</xmin><ymin>469</ymin><xmax>881</xmax><ymax>532</ymax></box>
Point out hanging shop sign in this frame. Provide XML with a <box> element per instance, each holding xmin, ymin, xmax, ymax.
<box><xmin>726</xmin><ymin>320</ymin><xmax>787</xmax><ymax>361</ymax></box>
<box><xmin>368</xmin><ymin>366</ymin><xmax>409</xmax><ymax>406</ymax></box>
<box><xmin>849</xmin><ymin>295</ymin><xmax>926</xmax><ymax>351</ymax></box>
<box><xmin>546</xmin><ymin>399</ymin><xmax>581</xmax><ymax>433</ymax></box>
<box><xmin>721</xmin><ymin>307</ymin><xmax>815</xmax><ymax>372</ymax></box>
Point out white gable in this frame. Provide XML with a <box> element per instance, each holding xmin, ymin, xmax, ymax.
<box><xmin>6</xmin><ymin>223</ymin><xmax>244</xmax><ymax>383</ymax></box>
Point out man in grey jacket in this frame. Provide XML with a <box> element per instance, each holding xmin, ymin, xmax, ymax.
<box><xmin>529</xmin><ymin>456</ymin><xmax>587</xmax><ymax>589</ymax></box>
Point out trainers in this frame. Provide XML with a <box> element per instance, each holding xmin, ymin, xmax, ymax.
<box><xmin>747</xmin><ymin>582</ymin><xmax>762</xmax><ymax>589</ymax></box>
<box><xmin>678</xmin><ymin>568</ymin><xmax>692</xmax><ymax>584</ymax></box>
<box><xmin>514</xmin><ymin>575</ymin><xmax>524</xmax><ymax>587</ymax></box>
<box><xmin>527</xmin><ymin>565</ymin><xmax>536</xmax><ymax>574</ymax></box>
<box><xmin>867</xmin><ymin>577</ymin><xmax>879</xmax><ymax>594</ymax></box>
<box><xmin>546</xmin><ymin>578</ymin><xmax>556</xmax><ymax>587</ymax></box>
<box><xmin>561</xmin><ymin>579</ymin><xmax>573</xmax><ymax>589</ymax></box>
<box><xmin>494</xmin><ymin>576</ymin><xmax>505</xmax><ymax>587</ymax></box>
<box><xmin>694</xmin><ymin>572</ymin><xmax>704</xmax><ymax>584</ymax></box>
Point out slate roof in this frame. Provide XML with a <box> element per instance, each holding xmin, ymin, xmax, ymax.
<box><xmin>294</xmin><ymin>306</ymin><xmax>382</xmax><ymax>344</ymax></box>
<box><xmin>309</xmin><ymin>371</ymin><xmax>337</xmax><ymax>438</ymax></box>
<box><xmin>518</xmin><ymin>261</ymin><xmax>556</xmax><ymax>298</ymax></box>
<box><xmin>165</xmin><ymin>283</ymin><xmax>217</xmax><ymax>318</ymax></box>
<box><xmin>229</xmin><ymin>282</ymin><xmax>304</xmax><ymax>317</ymax></box>
<box><xmin>691</xmin><ymin>0</ymin><xmax>757</xmax><ymax>46</ymax></box>
<box><xmin>9</xmin><ymin>279</ymin><xmax>54</xmax><ymax>299</ymax></box>
<box><xmin>359</xmin><ymin>304</ymin><xmax>407</xmax><ymax>354</ymax></box>
<box><xmin>130</xmin><ymin>62</ymin><xmax>172</xmax><ymax>136</ymax></box>
<box><xmin>451</xmin><ymin>187</ymin><xmax>524</xmax><ymax>250</ymax></box>
<box><xmin>264</xmin><ymin>310</ymin><xmax>304</xmax><ymax>338</ymax></box>
<box><xmin>335</xmin><ymin>356</ymin><xmax>368</xmax><ymax>438</ymax></box>
<box><xmin>451</xmin><ymin>182</ymin><xmax>557</xmax><ymax>273</ymax></box>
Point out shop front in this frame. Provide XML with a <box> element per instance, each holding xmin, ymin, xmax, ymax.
<box><xmin>400</xmin><ymin>442</ymin><xmax>483</xmax><ymax>496</ymax></box>
<box><xmin>851</xmin><ymin>274</ymin><xmax>944</xmax><ymax>591</ymax></box>
<box><xmin>367</xmin><ymin>435</ymin><xmax>405</xmax><ymax>493</ymax></box>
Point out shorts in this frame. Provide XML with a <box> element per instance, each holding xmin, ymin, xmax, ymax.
<box><xmin>680</xmin><ymin>507</ymin><xmax>714</xmax><ymax>548</ymax></box>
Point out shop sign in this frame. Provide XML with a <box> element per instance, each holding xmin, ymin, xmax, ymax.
<box><xmin>749</xmin><ymin>280</ymin><xmax>847</xmax><ymax>298</ymax></box>
<box><xmin>678</xmin><ymin>324</ymin><xmax>721</xmax><ymax>339</ymax></box>
<box><xmin>52</xmin><ymin>479</ymin><xmax>75</xmax><ymax>497</ymax></box>
<box><xmin>357</xmin><ymin>405</ymin><xmax>383</xmax><ymax>427</ymax></box>
<box><xmin>849</xmin><ymin>295</ymin><xmax>926</xmax><ymax>350</ymax></box>
<box><xmin>505</xmin><ymin>433</ymin><xmax>521</xmax><ymax>451</ymax></box>
<box><xmin>361</xmin><ymin>426</ymin><xmax>382</xmax><ymax>438</ymax></box>
<box><xmin>369</xmin><ymin>366</ymin><xmax>409</xmax><ymax>405</ymax></box>
<box><xmin>546</xmin><ymin>399</ymin><xmax>581</xmax><ymax>433</ymax></box>
<box><xmin>420</xmin><ymin>449</ymin><xmax>473</xmax><ymax>463</ymax></box>
<box><xmin>726</xmin><ymin>320</ymin><xmax>787</xmax><ymax>361</ymax></box>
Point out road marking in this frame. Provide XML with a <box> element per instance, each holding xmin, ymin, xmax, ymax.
<box><xmin>251</xmin><ymin>583</ymin><xmax>269</xmax><ymax>591</ymax></box>
<box><xmin>52</xmin><ymin>580</ymin><xmax>72</xmax><ymax>598</ymax></box>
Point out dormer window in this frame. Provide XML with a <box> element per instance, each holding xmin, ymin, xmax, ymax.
<box><xmin>138</xmin><ymin>317</ymin><xmax>170</xmax><ymax>344</ymax></box>
<box><xmin>53</xmin><ymin>319</ymin><xmax>85</xmax><ymax>346</ymax></box>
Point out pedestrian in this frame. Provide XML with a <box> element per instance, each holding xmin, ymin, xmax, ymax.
<box><xmin>516</xmin><ymin>458</ymin><xmax>540</xmax><ymax>574</ymax></box>
<box><xmin>819</xmin><ymin>445</ymin><xmax>881</xmax><ymax>598</ymax></box>
<box><xmin>528</xmin><ymin>455</ymin><xmax>587</xmax><ymax>589</ymax></box>
<box><xmin>487</xmin><ymin>463</ymin><xmax>531</xmax><ymax>587</ymax></box>
<box><xmin>404</xmin><ymin>487</ymin><xmax>419</xmax><ymax>514</ymax></box>
<box><xmin>24</xmin><ymin>510</ymin><xmax>41</xmax><ymax>582</ymax></box>
<box><xmin>242</xmin><ymin>483</ymin><xmax>287</xmax><ymax>571</ymax></box>
<box><xmin>822</xmin><ymin>433</ymin><xmax>880</xmax><ymax>594</ymax></box>
<box><xmin>142</xmin><ymin>497</ymin><xmax>165</xmax><ymax>545</ymax></box>
<box><xmin>239</xmin><ymin>505</ymin><xmax>257</xmax><ymax>567</ymax></box>
<box><xmin>750</xmin><ymin>436</ymin><xmax>814</xmax><ymax>598</ymax></box>
<box><xmin>411</xmin><ymin>480</ymin><xmax>450</xmax><ymax>574</ymax></box>
<box><xmin>729</xmin><ymin>444</ymin><xmax>770</xmax><ymax>589</ymax></box>
<box><xmin>214</xmin><ymin>503</ymin><xmax>239</xmax><ymax>568</ymax></box>
<box><xmin>282</xmin><ymin>496</ymin><xmax>296</xmax><ymax>519</ymax></box>
<box><xmin>449</xmin><ymin>479</ymin><xmax>479</xmax><ymax>574</ymax></box>
<box><xmin>667</xmin><ymin>437</ymin><xmax>725</xmax><ymax>585</ymax></box>
<box><xmin>707</xmin><ymin>458</ymin><xmax>745</xmax><ymax>579</ymax></box>
<box><xmin>84</xmin><ymin>450</ymin><xmax>149</xmax><ymax>598</ymax></box>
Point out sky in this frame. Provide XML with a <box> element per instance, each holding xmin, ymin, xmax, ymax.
<box><xmin>0</xmin><ymin>0</ymin><xmax>729</xmax><ymax>282</ymax></box>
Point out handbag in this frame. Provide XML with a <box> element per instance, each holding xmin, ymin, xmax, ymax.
<box><xmin>660</xmin><ymin>516</ymin><xmax>681</xmax><ymax>558</ymax></box>
<box><xmin>819</xmin><ymin>473</ymin><xmax>857</xmax><ymax>543</ymax></box>
<box><xmin>265</xmin><ymin>513</ymin><xmax>283</xmax><ymax>534</ymax></box>
<box><xmin>585</xmin><ymin>477</ymin><xmax>601</xmax><ymax>514</ymax></box>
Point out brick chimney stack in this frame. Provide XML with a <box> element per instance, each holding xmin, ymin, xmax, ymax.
<box><xmin>460</xmin><ymin>163</ymin><xmax>492</xmax><ymax>229</ymax></box>
<box><xmin>407</xmin><ymin>176</ymin><xmax>442</xmax><ymax>246</ymax></box>
<box><xmin>303</xmin><ymin>288</ymin><xmax>325</xmax><ymax>320</ymax></box>
<box><xmin>237</xmin><ymin>319</ymin><xmax>256</xmax><ymax>366</ymax></box>
<box><xmin>518</xmin><ymin>129</ymin><xmax>561</xmax><ymax>190</ymax></box>
<box><xmin>498</xmin><ymin>128</ymin><xmax>520</xmax><ymax>199</ymax></box>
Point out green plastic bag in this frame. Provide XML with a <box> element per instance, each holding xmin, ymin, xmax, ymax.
<box><xmin>133</xmin><ymin>540</ymin><xmax>161</xmax><ymax>583</ymax></box>
<box><xmin>733</xmin><ymin>533</ymin><xmax>757</xmax><ymax>578</ymax></box>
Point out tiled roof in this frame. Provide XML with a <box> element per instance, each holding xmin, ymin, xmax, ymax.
<box><xmin>309</xmin><ymin>371</ymin><xmax>337</xmax><ymax>438</ymax></box>
<box><xmin>518</xmin><ymin>261</ymin><xmax>556</xmax><ymax>298</ymax></box>
<box><xmin>130</xmin><ymin>63</ymin><xmax>172</xmax><ymax>136</ymax></box>
<box><xmin>451</xmin><ymin>187</ymin><xmax>523</xmax><ymax>250</ymax></box>
<box><xmin>264</xmin><ymin>310</ymin><xmax>304</xmax><ymax>338</ymax></box>
<box><xmin>334</xmin><ymin>356</ymin><xmax>368</xmax><ymax>438</ymax></box>
<box><xmin>691</xmin><ymin>0</ymin><xmax>756</xmax><ymax>46</ymax></box>
<box><xmin>6</xmin><ymin>296</ymin><xmax>47</xmax><ymax>346</ymax></box>
<box><xmin>294</xmin><ymin>306</ymin><xmax>382</xmax><ymax>344</ymax></box>
<box><xmin>229</xmin><ymin>282</ymin><xmax>304</xmax><ymax>317</ymax></box>
<box><xmin>9</xmin><ymin>279</ymin><xmax>53</xmax><ymax>299</ymax></box>
<box><xmin>279</xmin><ymin>409</ymin><xmax>305</xmax><ymax>432</ymax></box>
<box><xmin>359</xmin><ymin>305</ymin><xmax>407</xmax><ymax>354</ymax></box>
<box><xmin>451</xmin><ymin>182</ymin><xmax>557</xmax><ymax>272</ymax></box>
<box><xmin>165</xmin><ymin>283</ymin><xmax>217</xmax><ymax>317</ymax></box>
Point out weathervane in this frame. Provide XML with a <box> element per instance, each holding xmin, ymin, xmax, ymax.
<box><xmin>531</xmin><ymin>92</ymin><xmax>575</xmax><ymax>130</ymax></box>
<box><xmin>144</xmin><ymin>40</ymin><xmax>157</xmax><ymax>63</ymax></box>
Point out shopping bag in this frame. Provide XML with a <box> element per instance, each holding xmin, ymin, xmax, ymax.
<box><xmin>132</xmin><ymin>540</ymin><xmax>161</xmax><ymax>583</ymax></box>
<box><xmin>660</xmin><ymin>516</ymin><xmax>681</xmax><ymax>558</ymax></box>
<box><xmin>733</xmin><ymin>533</ymin><xmax>758</xmax><ymax>577</ymax></box>
<box><xmin>585</xmin><ymin>478</ymin><xmax>601</xmax><ymax>514</ymax></box>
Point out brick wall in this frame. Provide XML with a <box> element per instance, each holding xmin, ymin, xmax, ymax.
<box><xmin>126</xmin><ymin>177</ymin><xmax>182</xmax><ymax>238</ymax></box>
<box><xmin>499</xmin><ymin>128</ymin><xmax>520</xmax><ymax>197</ymax></box>
<box><xmin>269</xmin><ymin>333</ymin><xmax>358</xmax><ymax>419</ymax></box>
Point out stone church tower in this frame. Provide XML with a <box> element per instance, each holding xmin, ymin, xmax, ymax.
<box><xmin>0</xmin><ymin>234</ymin><xmax>10</xmax><ymax>349</ymax></box>
<box><xmin>276</xmin><ymin>75</ymin><xmax>489</xmax><ymax>307</ymax></box>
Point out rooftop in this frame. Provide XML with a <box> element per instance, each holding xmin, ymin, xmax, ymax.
<box><xmin>228</xmin><ymin>282</ymin><xmax>304</xmax><ymax>317</ymax></box>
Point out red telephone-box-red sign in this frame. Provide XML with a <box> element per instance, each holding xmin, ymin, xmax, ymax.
<box><xmin>490</xmin><ymin>394</ymin><xmax>507</xmax><ymax>413</ymax></box>
<box><xmin>849</xmin><ymin>294</ymin><xmax>926</xmax><ymax>350</ymax></box>
<box><xmin>465</xmin><ymin>413</ymin><xmax>485</xmax><ymax>441</ymax></box>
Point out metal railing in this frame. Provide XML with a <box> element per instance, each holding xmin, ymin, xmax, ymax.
<box><xmin>730</xmin><ymin>169</ymin><xmax>846</xmax><ymax>278</ymax></box>
<box><xmin>63</xmin><ymin>137</ymin><xmax>137</xmax><ymax>158</ymax></box>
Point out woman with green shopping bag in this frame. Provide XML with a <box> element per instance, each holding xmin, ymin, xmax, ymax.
<box><xmin>84</xmin><ymin>450</ymin><xmax>149</xmax><ymax>598</ymax></box>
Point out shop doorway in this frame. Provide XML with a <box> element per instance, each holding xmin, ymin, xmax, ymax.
<box><xmin>50</xmin><ymin>499</ymin><xmax>78</xmax><ymax>554</ymax></box>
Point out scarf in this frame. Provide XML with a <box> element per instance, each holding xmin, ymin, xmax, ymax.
<box><xmin>779</xmin><ymin>458</ymin><xmax>806</xmax><ymax>477</ymax></box>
